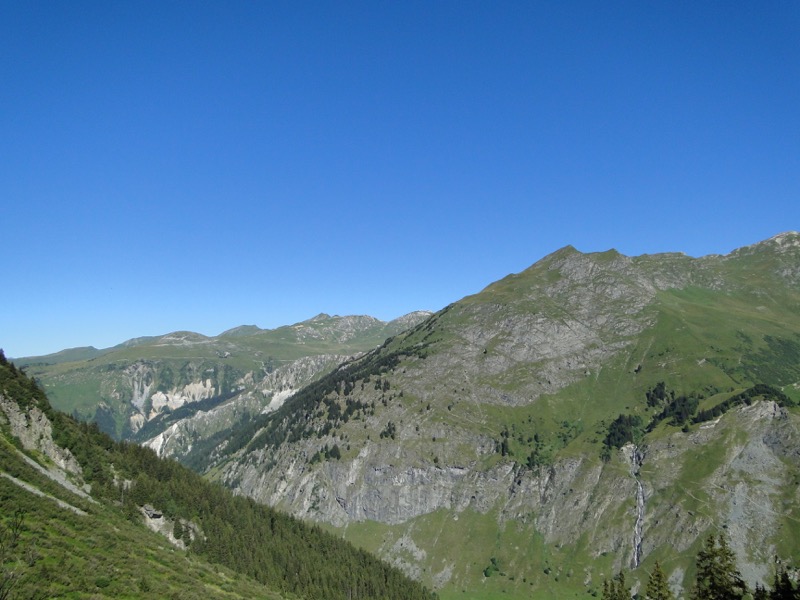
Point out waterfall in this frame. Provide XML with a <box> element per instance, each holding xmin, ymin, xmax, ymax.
<box><xmin>633</xmin><ymin>475</ymin><xmax>645</xmax><ymax>567</ymax></box>
<box><xmin>630</xmin><ymin>446</ymin><xmax>645</xmax><ymax>568</ymax></box>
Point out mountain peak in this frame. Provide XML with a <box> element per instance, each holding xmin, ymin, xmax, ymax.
<box><xmin>766</xmin><ymin>230</ymin><xmax>800</xmax><ymax>248</ymax></box>
<box><xmin>390</xmin><ymin>310</ymin><xmax>433</xmax><ymax>324</ymax></box>
<box><xmin>154</xmin><ymin>331</ymin><xmax>211</xmax><ymax>346</ymax></box>
<box><xmin>729</xmin><ymin>231</ymin><xmax>800</xmax><ymax>257</ymax></box>
<box><xmin>309</xmin><ymin>313</ymin><xmax>333</xmax><ymax>322</ymax></box>
<box><xmin>549</xmin><ymin>244</ymin><xmax>580</xmax><ymax>258</ymax></box>
<box><xmin>218</xmin><ymin>324</ymin><xmax>263</xmax><ymax>337</ymax></box>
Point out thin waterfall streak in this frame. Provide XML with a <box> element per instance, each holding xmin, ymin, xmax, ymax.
<box><xmin>631</xmin><ymin>446</ymin><xmax>645</xmax><ymax>568</ymax></box>
<box><xmin>633</xmin><ymin>477</ymin><xmax>644</xmax><ymax>567</ymax></box>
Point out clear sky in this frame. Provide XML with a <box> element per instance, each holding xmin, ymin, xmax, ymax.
<box><xmin>2</xmin><ymin>1</ymin><xmax>799</xmax><ymax>358</ymax></box>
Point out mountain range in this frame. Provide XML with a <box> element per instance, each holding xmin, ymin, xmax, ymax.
<box><xmin>17</xmin><ymin>311</ymin><xmax>431</xmax><ymax>443</ymax></box>
<box><xmin>8</xmin><ymin>232</ymin><xmax>800</xmax><ymax>599</ymax></box>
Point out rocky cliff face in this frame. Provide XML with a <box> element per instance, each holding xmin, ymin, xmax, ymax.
<box><xmin>124</xmin><ymin>360</ymin><xmax>221</xmax><ymax>431</ymax></box>
<box><xmin>0</xmin><ymin>394</ymin><xmax>82</xmax><ymax>477</ymax></box>
<box><xmin>144</xmin><ymin>353</ymin><xmax>353</xmax><ymax>459</ymax></box>
<box><xmin>210</xmin><ymin>233</ymin><xmax>800</xmax><ymax>596</ymax></box>
<box><xmin>0</xmin><ymin>393</ymin><xmax>94</xmax><ymax>505</ymax></box>
<box><xmin>223</xmin><ymin>399</ymin><xmax>798</xmax><ymax>582</ymax></box>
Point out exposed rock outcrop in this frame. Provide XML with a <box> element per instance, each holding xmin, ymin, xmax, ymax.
<box><xmin>0</xmin><ymin>394</ymin><xmax>82</xmax><ymax>476</ymax></box>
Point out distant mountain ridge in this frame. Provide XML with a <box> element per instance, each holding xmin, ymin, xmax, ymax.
<box><xmin>17</xmin><ymin>312</ymin><xmax>433</xmax><ymax>364</ymax></box>
<box><xmin>17</xmin><ymin>311</ymin><xmax>432</xmax><ymax>442</ymax></box>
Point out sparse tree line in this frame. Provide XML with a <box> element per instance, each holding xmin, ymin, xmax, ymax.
<box><xmin>600</xmin><ymin>382</ymin><xmax>795</xmax><ymax>460</ymax></box>
<box><xmin>490</xmin><ymin>417</ymin><xmax>580</xmax><ymax>469</ymax></box>
<box><xmin>603</xmin><ymin>533</ymin><xmax>799</xmax><ymax>600</ymax></box>
<box><xmin>189</xmin><ymin>338</ymin><xmax>418</xmax><ymax>466</ymax></box>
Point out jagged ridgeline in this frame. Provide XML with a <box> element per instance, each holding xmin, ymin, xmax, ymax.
<box><xmin>0</xmin><ymin>351</ymin><xmax>437</xmax><ymax>599</ymax></box>
<box><xmin>206</xmin><ymin>233</ymin><xmax>800</xmax><ymax>599</ymax></box>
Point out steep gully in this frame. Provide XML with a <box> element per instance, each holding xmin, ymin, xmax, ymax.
<box><xmin>630</xmin><ymin>446</ymin><xmax>645</xmax><ymax>568</ymax></box>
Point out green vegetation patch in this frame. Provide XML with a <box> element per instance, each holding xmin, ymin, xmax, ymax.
<box><xmin>1</xmin><ymin>354</ymin><xmax>437</xmax><ymax>600</ymax></box>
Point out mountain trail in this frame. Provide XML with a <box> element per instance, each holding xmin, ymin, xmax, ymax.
<box><xmin>8</xmin><ymin>440</ymin><xmax>96</xmax><ymax>503</ymax></box>
<box><xmin>1</xmin><ymin>472</ymin><xmax>88</xmax><ymax>516</ymax></box>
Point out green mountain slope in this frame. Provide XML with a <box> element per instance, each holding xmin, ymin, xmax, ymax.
<box><xmin>15</xmin><ymin>311</ymin><xmax>431</xmax><ymax>441</ymax></box>
<box><xmin>0</xmin><ymin>351</ymin><xmax>437</xmax><ymax>599</ymax></box>
<box><xmin>199</xmin><ymin>232</ymin><xmax>800</xmax><ymax>599</ymax></box>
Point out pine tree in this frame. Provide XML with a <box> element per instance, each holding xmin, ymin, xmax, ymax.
<box><xmin>182</xmin><ymin>522</ymin><xmax>192</xmax><ymax>545</ymax></box>
<box><xmin>771</xmin><ymin>566</ymin><xmax>798</xmax><ymax>600</ymax></box>
<box><xmin>603</xmin><ymin>571</ymin><xmax>630</xmax><ymax>600</ymax></box>
<box><xmin>172</xmin><ymin>518</ymin><xmax>183</xmax><ymax>540</ymax></box>
<box><xmin>645</xmin><ymin>561</ymin><xmax>674</xmax><ymax>600</ymax></box>
<box><xmin>691</xmin><ymin>533</ymin><xmax>747</xmax><ymax>600</ymax></box>
<box><xmin>754</xmin><ymin>583</ymin><xmax>769</xmax><ymax>600</ymax></box>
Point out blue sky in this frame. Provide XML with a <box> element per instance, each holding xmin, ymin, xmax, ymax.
<box><xmin>2</xmin><ymin>2</ymin><xmax>799</xmax><ymax>358</ymax></box>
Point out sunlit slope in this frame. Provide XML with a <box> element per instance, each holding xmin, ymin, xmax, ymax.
<box><xmin>0</xmin><ymin>352</ymin><xmax>438</xmax><ymax>600</ymax></box>
<box><xmin>202</xmin><ymin>233</ymin><xmax>800</xmax><ymax>599</ymax></box>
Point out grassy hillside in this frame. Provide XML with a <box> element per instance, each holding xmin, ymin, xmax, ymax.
<box><xmin>0</xmin><ymin>350</ymin><xmax>437</xmax><ymax>599</ymax></box>
<box><xmin>1</xmin><ymin>446</ymin><xmax>285</xmax><ymax>599</ymax></box>
<box><xmin>199</xmin><ymin>234</ymin><xmax>800</xmax><ymax>598</ymax></box>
